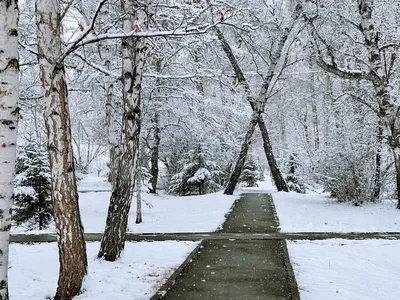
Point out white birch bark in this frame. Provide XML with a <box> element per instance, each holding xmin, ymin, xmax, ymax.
<box><xmin>36</xmin><ymin>0</ymin><xmax>87</xmax><ymax>298</ymax></box>
<box><xmin>98</xmin><ymin>0</ymin><xmax>148</xmax><ymax>261</ymax></box>
<box><xmin>99</xmin><ymin>5</ymin><xmax>122</xmax><ymax>185</ymax></box>
<box><xmin>0</xmin><ymin>1</ymin><xmax>19</xmax><ymax>299</ymax></box>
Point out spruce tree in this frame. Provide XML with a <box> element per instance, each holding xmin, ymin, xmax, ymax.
<box><xmin>13</xmin><ymin>144</ymin><xmax>52</xmax><ymax>230</ymax></box>
<box><xmin>239</xmin><ymin>158</ymin><xmax>261</xmax><ymax>187</ymax></box>
<box><xmin>169</xmin><ymin>144</ymin><xmax>221</xmax><ymax>195</ymax></box>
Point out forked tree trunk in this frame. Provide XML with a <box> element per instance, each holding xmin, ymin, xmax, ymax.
<box><xmin>98</xmin><ymin>0</ymin><xmax>147</xmax><ymax>261</ymax></box>
<box><xmin>36</xmin><ymin>1</ymin><xmax>88</xmax><ymax>298</ymax></box>
<box><xmin>224</xmin><ymin>113</ymin><xmax>259</xmax><ymax>195</ymax></box>
<box><xmin>215</xmin><ymin>26</ymin><xmax>289</xmax><ymax>192</ymax></box>
<box><xmin>0</xmin><ymin>1</ymin><xmax>19</xmax><ymax>299</ymax></box>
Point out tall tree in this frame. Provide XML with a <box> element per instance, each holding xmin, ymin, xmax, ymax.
<box><xmin>305</xmin><ymin>0</ymin><xmax>400</xmax><ymax>207</ymax></box>
<box><xmin>0</xmin><ymin>1</ymin><xmax>19</xmax><ymax>298</ymax></box>
<box><xmin>212</xmin><ymin>1</ymin><xmax>302</xmax><ymax>194</ymax></box>
<box><xmin>36</xmin><ymin>0</ymin><xmax>87</xmax><ymax>298</ymax></box>
<box><xmin>98</xmin><ymin>0</ymin><xmax>148</xmax><ymax>261</ymax></box>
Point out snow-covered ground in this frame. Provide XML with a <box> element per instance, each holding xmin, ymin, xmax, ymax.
<box><xmin>273</xmin><ymin>190</ymin><xmax>400</xmax><ymax>232</ymax></box>
<box><xmin>10</xmin><ymin>241</ymin><xmax>198</xmax><ymax>300</ymax></box>
<box><xmin>12</xmin><ymin>175</ymin><xmax>239</xmax><ymax>234</ymax></box>
<box><xmin>272</xmin><ymin>184</ymin><xmax>400</xmax><ymax>300</ymax></box>
<box><xmin>9</xmin><ymin>175</ymin><xmax>400</xmax><ymax>299</ymax></box>
<box><xmin>288</xmin><ymin>239</ymin><xmax>400</xmax><ymax>300</ymax></box>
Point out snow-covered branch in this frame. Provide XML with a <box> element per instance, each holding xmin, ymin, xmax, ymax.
<box><xmin>64</xmin><ymin>20</ymin><xmax>223</xmax><ymax>57</ymax></box>
<box><xmin>60</xmin><ymin>0</ymin><xmax>108</xmax><ymax>62</ymax></box>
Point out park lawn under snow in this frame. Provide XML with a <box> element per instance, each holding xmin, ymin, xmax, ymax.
<box><xmin>269</xmin><ymin>185</ymin><xmax>400</xmax><ymax>300</ymax></box>
<box><xmin>273</xmin><ymin>191</ymin><xmax>400</xmax><ymax>232</ymax></box>
<box><xmin>10</xmin><ymin>175</ymin><xmax>400</xmax><ymax>299</ymax></box>
<box><xmin>12</xmin><ymin>175</ymin><xmax>239</xmax><ymax>234</ymax></box>
<box><xmin>10</xmin><ymin>241</ymin><xmax>198</xmax><ymax>300</ymax></box>
<box><xmin>287</xmin><ymin>239</ymin><xmax>400</xmax><ymax>300</ymax></box>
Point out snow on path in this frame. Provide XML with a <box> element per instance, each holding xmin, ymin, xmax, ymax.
<box><xmin>288</xmin><ymin>239</ymin><xmax>400</xmax><ymax>300</ymax></box>
<box><xmin>10</xmin><ymin>241</ymin><xmax>198</xmax><ymax>300</ymax></box>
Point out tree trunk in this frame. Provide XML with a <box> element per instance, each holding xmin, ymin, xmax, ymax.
<box><xmin>100</xmin><ymin>5</ymin><xmax>121</xmax><ymax>185</ymax></box>
<box><xmin>98</xmin><ymin>0</ymin><xmax>147</xmax><ymax>261</ymax></box>
<box><xmin>224</xmin><ymin>112</ymin><xmax>259</xmax><ymax>195</ymax></box>
<box><xmin>136</xmin><ymin>163</ymin><xmax>143</xmax><ymax>224</ymax></box>
<box><xmin>36</xmin><ymin>1</ymin><xmax>88</xmax><ymax>298</ymax></box>
<box><xmin>394</xmin><ymin>152</ymin><xmax>400</xmax><ymax>209</ymax></box>
<box><xmin>215</xmin><ymin>26</ymin><xmax>289</xmax><ymax>192</ymax></box>
<box><xmin>309</xmin><ymin>61</ymin><xmax>320</xmax><ymax>149</ymax></box>
<box><xmin>373</xmin><ymin>121</ymin><xmax>382</xmax><ymax>200</ymax></box>
<box><xmin>149</xmin><ymin>109</ymin><xmax>160</xmax><ymax>193</ymax></box>
<box><xmin>105</xmin><ymin>75</ymin><xmax>121</xmax><ymax>184</ymax></box>
<box><xmin>258</xmin><ymin>115</ymin><xmax>289</xmax><ymax>191</ymax></box>
<box><xmin>323</xmin><ymin>72</ymin><xmax>332</xmax><ymax>148</ymax></box>
<box><xmin>0</xmin><ymin>1</ymin><xmax>19</xmax><ymax>298</ymax></box>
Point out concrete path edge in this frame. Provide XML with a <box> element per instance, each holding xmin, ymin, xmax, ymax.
<box><xmin>150</xmin><ymin>240</ymin><xmax>206</xmax><ymax>300</ymax></box>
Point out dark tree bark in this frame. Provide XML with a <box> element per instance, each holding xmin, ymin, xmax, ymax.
<box><xmin>149</xmin><ymin>110</ymin><xmax>161</xmax><ymax>193</ymax></box>
<box><xmin>373</xmin><ymin>120</ymin><xmax>383</xmax><ymax>200</ymax></box>
<box><xmin>258</xmin><ymin>115</ymin><xmax>288</xmax><ymax>191</ymax></box>
<box><xmin>215</xmin><ymin>26</ymin><xmax>289</xmax><ymax>193</ymax></box>
<box><xmin>224</xmin><ymin>113</ymin><xmax>259</xmax><ymax>195</ymax></box>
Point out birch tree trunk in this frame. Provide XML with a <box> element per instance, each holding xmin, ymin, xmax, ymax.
<box><xmin>0</xmin><ymin>1</ymin><xmax>19</xmax><ymax>299</ymax></box>
<box><xmin>104</xmin><ymin>74</ymin><xmax>121</xmax><ymax>185</ymax></box>
<box><xmin>315</xmin><ymin>0</ymin><xmax>400</xmax><ymax>207</ymax></box>
<box><xmin>358</xmin><ymin>0</ymin><xmax>400</xmax><ymax>207</ymax></box>
<box><xmin>36</xmin><ymin>1</ymin><xmax>87</xmax><ymax>298</ymax></box>
<box><xmin>99</xmin><ymin>5</ymin><xmax>121</xmax><ymax>185</ymax></box>
<box><xmin>98</xmin><ymin>0</ymin><xmax>147</xmax><ymax>261</ymax></box>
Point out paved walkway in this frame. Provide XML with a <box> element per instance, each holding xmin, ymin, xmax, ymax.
<box><xmin>158</xmin><ymin>193</ymin><xmax>298</xmax><ymax>300</ymax></box>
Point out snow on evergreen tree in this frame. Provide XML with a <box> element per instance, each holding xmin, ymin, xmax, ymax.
<box><xmin>169</xmin><ymin>144</ymin><xmax>221</xmax><ymax>195</ymax></box>
<box><xmin>239</xmin><ymin>157</ymin><xmax>262</xmax><ymax>187</ymax></box>
<box><xmin>13</xmin><ymin>144</ymin><xmax>52</xmax><ymax>230</ymax></box>
<box><xmin>285</xmin><ymin>154</ymin><xmax>306</xmax><ymax>194</ymax></box>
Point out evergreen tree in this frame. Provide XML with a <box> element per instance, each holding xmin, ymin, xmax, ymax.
<box><xmin>285</xmin><ymin>154</ymin><xmax>306</xmax><ymax>194</ymax></box>
<box><xmin>13</xmin><ymin>144</ymin><xmax>52</xmax><ymax>230</ymax></box>
<box><xmin>239</xmin><ymin>158</ymin><xmax>261</xmax><ymax>187</ymax></box>
<box><xmin>169</xmin><ymin>144</ymin><xmax>221</xmax><ymax>195</ymax></box>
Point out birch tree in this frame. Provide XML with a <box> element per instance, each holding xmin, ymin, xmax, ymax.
<box><xmin>304</xmin><ymin>0</ymin><xmax>400</xmax><ymax>206</ymax></box>
<box><xmin>36</xmin><ymin>0</ymin><xmax>87</xmax><ymax>298</ymax></box>
<box><xmin>0</xmin><ymin>1</ymin><xmax>19</xmax><ymax>299</ymax></box>
<box><xmin>98</xmin><ymin>0</ymin><xmax>148</xmax><ymax>261</ymax></box>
